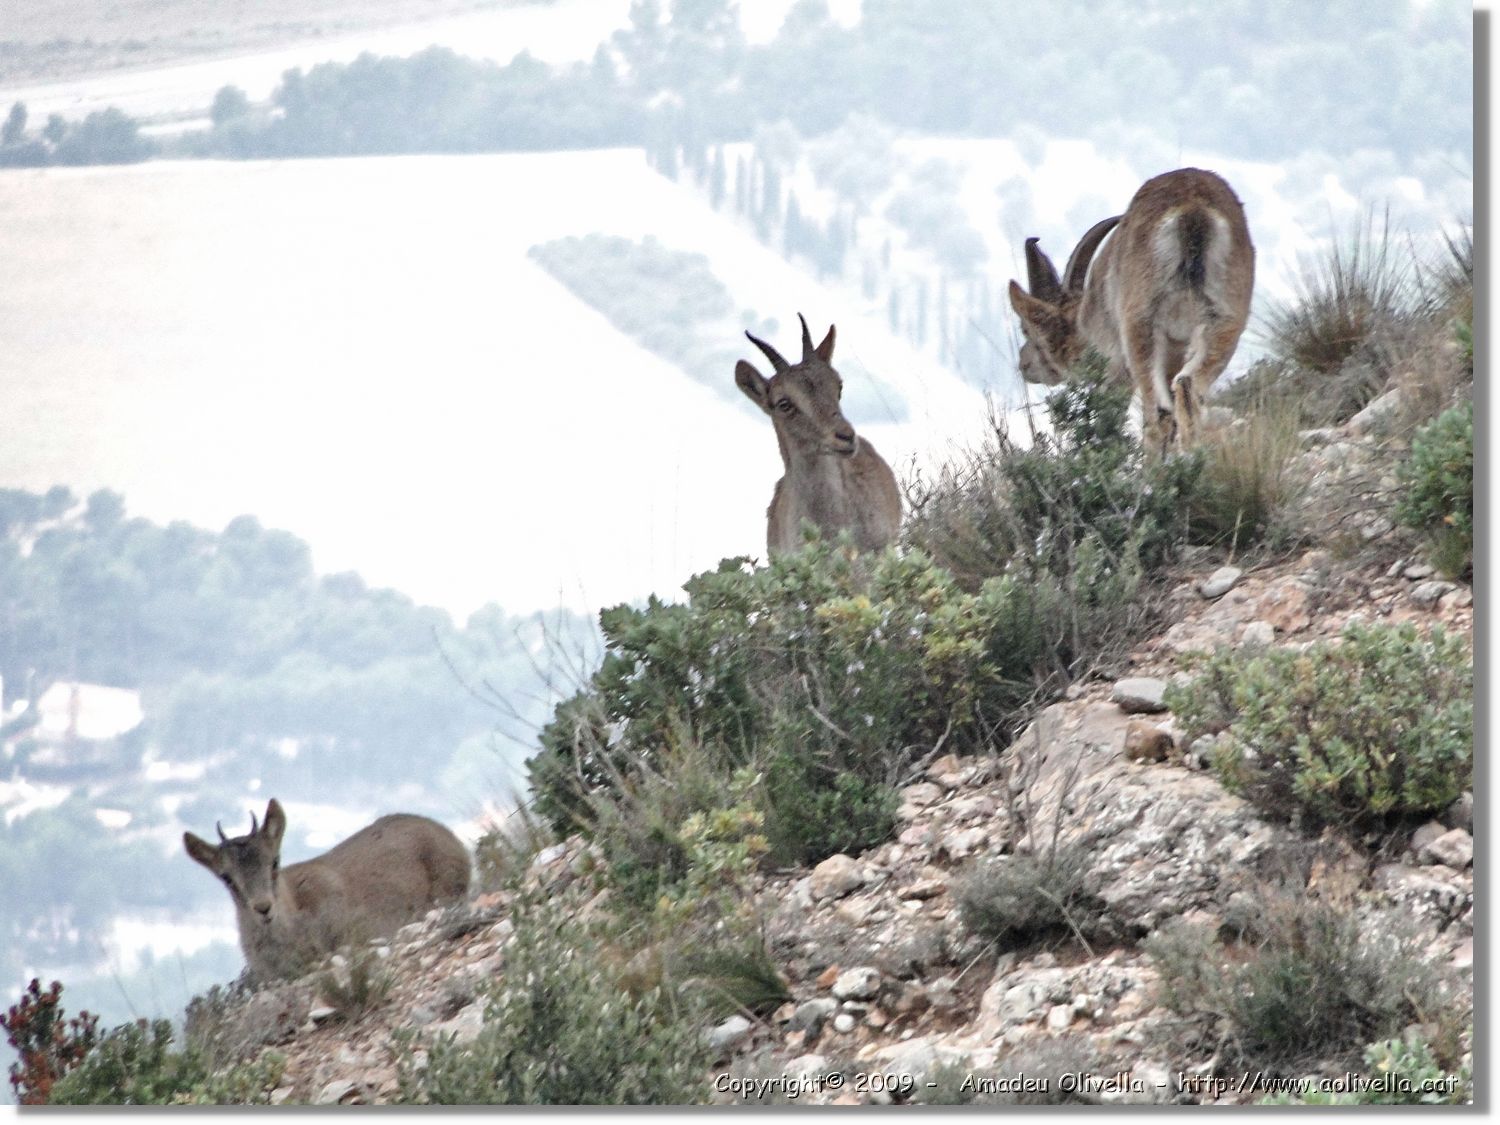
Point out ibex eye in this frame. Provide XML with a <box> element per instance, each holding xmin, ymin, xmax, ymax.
<box><xmin>776</xmin><ymin>400</ymin><xmax>795</xmax><ymax>413</ymax></box>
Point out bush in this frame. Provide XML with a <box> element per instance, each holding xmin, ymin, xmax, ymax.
<box><xmin>314</xmin><ymin>947</ymin><xmax>396</xmax><ymax>1023</ymax></box>
<box><xmin>529</xmin><ymin>543</ymin><xmax>1056</xmax><ymax>866</ymax></box>
<box><xmin>1166</xmin><ymin>622</ymin><xmax>1472</xmax><ymax>828</ymax></box>
<box><xmin>1147</xmin><ymin>892</ymin><xmax>1451</xmax><ymax>1072</ymax></box>
<box><xmin>2</xmin><ymin>979</ymin><xmax>98</xmax><ymax>1104</ymax></box>
<box><xmin>396</xmin><ymin>906</ymin><xmax>713</xmax><ymax>1105</ymax></box>
<box><xmin>955</xmin><ymin>845</ymin><xmax>1106</xmax><ymax>949</ymax></box>
<box><xmin>47</xmin><ymin>1018</ymin><xmax>283</xmax><ymax>1106</ymax></box>
<box><xmin>1396</xmin><ymin>401</ymin><xmax>1473</xmax><ymax>578</ymax></box>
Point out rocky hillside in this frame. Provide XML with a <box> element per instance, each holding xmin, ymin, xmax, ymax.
<box><xmin>13</xmin><ymin>235</ymin><xmax>1474</xmax><ymax>1105</ymax></box>
<box><xmin>165</xmin><ymin>514</ymin><xmax>1471</xmax><ymax>1106</ymax></box>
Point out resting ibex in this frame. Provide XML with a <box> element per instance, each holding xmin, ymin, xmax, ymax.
<box><xmin>735</xmin><ymin>315</ymin><xmax>901</xmax><ymax>555</ymax></box>
<box><xmin>184</xmin><ymin>799</ymin><xmax>471</xmax><ymax>982</ymax></box>
<box><xmin>1007</xmin><ymin>167</ymin><xmax>1255</xmax><ymax>453</ymax></box>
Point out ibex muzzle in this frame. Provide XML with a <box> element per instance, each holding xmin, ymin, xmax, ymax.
<box><xmin>735</xmin><ymin>314</ymin><xmax>901</xmax><ymax>556</ymax></box>
<box><xmin>185</xmin><ymin>799</ymin><xmax>471</xmax><ymax>982</ymax></box>
<box><xmin>1008</xmin><ymin>167</ymin><xmax>1255</xmax><ymax>454</ymax></box>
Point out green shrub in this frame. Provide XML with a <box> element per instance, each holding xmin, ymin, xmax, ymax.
<box><xmin>955</xmin><ymin>845</ymin><xmax>1106</xmax><ymax>949</ymax></box>
<box><xmin>47</xmin><ymin>1018</ymin><xmax>283</xmax><ymax>1105</ymax></box>
<box><xmin>397</xmin><ymin>907</ymin><xmax>713</xmax><ymax>1105</ymax></box>
<box><xmin>1260</xmin><ymin>1033</ymin><xmax>1472</xmax><ymax>1105</ymax></box>
<box><xmin>1396</xmin><ymin>401</ymin><xmax>1473</xmax><ymax>578</ymax></box>
<box><xmin>760</xmin><ymin>749</ymin><xmax>897</xmax><ymax>866</ymax></box>
<box><xmin>1166</xmin><ymin>622</ymin><xmax>1472</xmax><ymax>828</ymax></box>
<box><xmin>1147</xmin><ymin>892</ymin><xmax>1449</xmax><ymax>1073</ymax></box>
<box><xmin>528</xmin><ymin>543</ymin><xmax>1053</xmax><ymax>865</ymax></box>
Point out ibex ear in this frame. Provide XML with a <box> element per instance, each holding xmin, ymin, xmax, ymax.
<box><xmin>814</xmin><ymin>324</ymin><xmax>836</xmax><ymax>364</ymax></box>
<box><xmin>262</xmin><ymin>799</ymin><xmax>287</xmax><ymax>850</ymax></box>
<box><xmin>735</xmin><ymin>360</ymin><xmax>772</xmax><ymax>415</ymax></box>
<box><xmin>183</xmin><ymin>832</ymin><xmax>221</xmax><ymax>872</ymax></box>
<box><xmin>1009</xmin><ymin>279</ymin><xmax>1058</xmax><ymax>324</ymax></box>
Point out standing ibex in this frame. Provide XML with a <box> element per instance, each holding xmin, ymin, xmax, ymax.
<box><xmin>1007</xmin><ymin>167</ymin><xmax>1255</xmax><ymax>453</ymax></box>
<box><xmin>735</xmin><ymin>315</ymin><xmax>901</xmax><ymax>555</ymax></box>
<box><xmin>185</xmin><ymin>799</ymin><xmax>471</xmax><ymax>982</ymax></box>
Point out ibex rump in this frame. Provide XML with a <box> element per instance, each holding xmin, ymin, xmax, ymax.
<box><xmin>185</xmin><ymin>799</ymin><xmax>471</xmax><ymax>982</ymax></box>
<box><xmin>735</xmin><ymin>315</ymin><xmax>901</xmax><ymax>555</ymax></box>
<box><xmin>1008</xmin><ymin>167</ymin><xmax>1255</xmax><ymax>452</ymax></box>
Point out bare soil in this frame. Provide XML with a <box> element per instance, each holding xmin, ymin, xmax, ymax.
<box><xmin>0</xmin><ymin>0</ymin><xmax>533</xmax><ymax>85</ymax></box>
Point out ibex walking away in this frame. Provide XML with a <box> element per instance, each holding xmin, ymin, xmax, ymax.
<box><xmin>185</xmin><ymin>799</ymin><xmax>471</xmax><ymax>982</ymax></box>
<box><xmin>735</xmin><ymin>315</ymin><xmax>902</xmax><ymax>555</ymax></box>
<box><xmin>1007</xmin><ymin>167</ymin><xmax>1255</xmax><ymax>453</ymax></box>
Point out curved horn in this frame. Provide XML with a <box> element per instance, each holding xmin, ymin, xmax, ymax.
<box><xmin>1024</xmin><ymin>237</ymin><xmax>1064</xmax><ymax>303</ymax></box>
<box><xmin>216</xmin><ymin>821</ymin><xmax>228</xmax><ymax>845</ymax></box>
<box><xmin>249</xmin><ymin>811</ymin><xmax>259</xmax><ymax>836</ymax></box>
<box><xmin>744</xmin><ymin>330</ymin><xmax>790</xmax><ymax>373</ymax></box>
<box><xmin>1063</xmin><ymin>215</ymin><xmax>1122</xmax><ymax>295</ymax></box>
<box><xmin>798</xmin><ymin>313</ymin><xmax>815</xmax><ymax>361</ymax></box>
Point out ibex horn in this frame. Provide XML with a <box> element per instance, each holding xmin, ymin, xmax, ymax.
<box><xmin>798</xmin><ymin>313</ymin><xmax>816</xmax><ymax>361</ymax></box>
<box><xmin>216</xmin><ymin>821</ymin><xmax>228</xmax><ymax>845</ymax></box>
<box><xmin>745</xmin><ymin>330</ymin><xmax>790</xmax><ymax>372</ymax></box>
<box><xmin>249</xmin><ymin>811</ymin><xmax>259</xmax><ymax>836</ymax></box>
<box><xmin>1063</xmin><ymin>215</ymin><xmax>1122</xmax><ymax>295</ymax></box>
<box><xmin>1024</xmin><ymin>237</ymin><xmax>1064</xmax><ymax>303</ymax></box>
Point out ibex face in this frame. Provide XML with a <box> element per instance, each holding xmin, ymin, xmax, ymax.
<box><xmin>1009</xmin><ymin>168</ymin><xmax>1255</xmax><ymax>454</ymax></box>
<box><xmin>183</xmin><ymin>799</ymin><xmax>287</xmax><ymax>922</ymax></box>
<box><xmin>734</xmin><ymin>315</ymin><xmax>902</xmax><ymax>556</ymax></box>
<box><xmin>736</xmin><ymin>315</ymin><xmax>857</xmax><ymax>460</ymax></box>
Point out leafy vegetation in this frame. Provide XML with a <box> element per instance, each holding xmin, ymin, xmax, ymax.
<box><xmin>47</xmin><ymin>1018</ymin><xmax>283</xmax><ymax>1106</ymax></box>
<box><xmin>396</xmin><ymin>902</ymin><xmax>713</xmax><ymax>1105</ymax></box>
<box><xmin>1167</xmin><ymin>622</ymin><xmax>1472</xmax><ymax>829</ymax></box>
<box><xmin>955</xmin><ymin>845</ymin><xmax>1107</xmax><ymax>950</ymax></box>
<box><xmin>2</xmin><ymin>979</ymin><xmax>99</xmax><ymax>1104</ymax></box>
<box><xmin>1396</xmin><ymin>402</ymin><xmax>1473</xmax><ymax>578</ymax></box>
<box><xmin>1147</xmin><ymin>891</ymin><xmax>1458</xmax><ymax>1074</ymax></box>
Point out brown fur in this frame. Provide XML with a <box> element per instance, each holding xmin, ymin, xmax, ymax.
<box><xmin>184</xmin><ymin>799</ymin><xmax>471</xmax><ymax>982</ymax></box>
<box><xmin>1009</xmin><ymin>168</ymin><xmax>1255</xmax><ymax>454</ymax></box>
<box><xmin>735</xmin><ymin>315</ymin><xmax>902</xmax><ymax>555</ymax></box>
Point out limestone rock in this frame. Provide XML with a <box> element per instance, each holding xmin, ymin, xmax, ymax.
<box><xmin>1199</xmin><ymin>566</ymin><xmax>1243</xmax><ymax>600</ymax></box>
<box><xmin>1111</xmin><ymin>677</ymin><xmax>1168</xmax><ymax>714</ymax></box>
<box><xmin>810</xmin><ymin>854</ymin><xmax>866</xmax><ymax>902</ymax></box>
<box><xmin>831</xmin><ymin>967</ymin><xmax>881</xmax><ymax>1001</ymax></box>
<box><xmin>1421</xmin><ymin>828</ymin><xmax>1473</xmax><ymax>870</ymax></box>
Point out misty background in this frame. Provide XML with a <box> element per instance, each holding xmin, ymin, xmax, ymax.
<box><xmin>0</xmin><ymin>0</ymin><xmax>1471</xmax><ymax>1078</ymax></box>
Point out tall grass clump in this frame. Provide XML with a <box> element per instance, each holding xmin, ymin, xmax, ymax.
<box><xmin>1185</xmin><ymin>396</ymin><xmax>1308</xmax><ymax>551</ymax></box>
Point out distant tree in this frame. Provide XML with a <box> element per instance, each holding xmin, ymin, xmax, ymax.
<box><xmin>42</xmin><ymin>114</ymin><xmax>66</xmax><ymax>145</ymax></box>
<box><xmin>52</xmin><ymin>108</ymin><xmax>153</xmax><ymax>165</ymax></box>
<box><xmin>209</xmin><ymin>85</ymin><xmax>251</xmax><ymax>127</ymax></box>
<box><xmin>2</xmin><ymin>102</ymin><xmax>25</xmax><ymax>146</ymax></box>
<box><xmin>708</xmin><ymin>144</ymin><xmax>726</xmax><ymax>209</ymax></box>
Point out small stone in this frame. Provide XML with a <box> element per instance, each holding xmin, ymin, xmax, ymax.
<box><xmin>791</xmin><ymin>998</ymin><xmax>838</xmax><ymax>1034</ymax></box>
<box><xmin>1258</xmin><ymin>582</ymin><xmax>1312</xmax><ymax>632</ymax></box>
<box><xmin>1444</xmin><ymin>792</ymin><xmax>1474</xmax><ymax>834</ymax></box>
<box><xmin>308</xmin><ymin>1006</ymin><xmax>338</xmax><ymax>1024</ymax></box>
<box><xmin>1421</xmin><ymin>828</ymin><xmax>1473</xmax><ymax>870</ymax></box>
<box><xmin>832</xmin><ymin>1013</ymin><xmax>857</xmax><ymax>1034</ymax></box>
<box><xmin>1411</xmin><ymin>580</ymin><xmax>1458</xmax><ymax>608</ymax></box>
<box><xmin>270</xmin><ymin>1087</ymin><xmax>294</xmax><ymax>1106</ymax></box>
<box><xmin>315</xmin><ymin>1080</ymin><xmax>357</xmax><ymax>1105</ymax></box>
<box><xmin>809</xmin><ymin>854</ymin><xmax>866</xmax><ymax>901</ymax></box>
<box><xmin>1046</xmin><ymin>1004</ymin><xmax>1075</xmax><ymax>1031</ymax></box>
<box><xmin>939</xmin><ymin>827</ymin><xmax>986</xmax><ymax>860</ymax></box>
<box><xmin>1123</xmin><ymin>720</ymin><xmax>1173</xmax><ymax>763</ymax></box>
<box><xmin>831</xmin><ymin>967</ymin><xmax>882</xmax><ymax>1001</ymax></box>
<box><xmin>1112</xmin><ymin>677</ymin><xmax>1168</xmax><ymax>714</ymax></box>
<box><xmin>708</xmin><ymin>1015</ymin><xmax>753</xmax><ymax>1052</ymax></box>
<box><xmin>902</xmin><ymin>876</ymin><xmax>948</xmax><ymax>901</ymax></box>
<box><xmin>1239</xmin><ymin>621</ymin><xmax>1275</xmax><ymax>649</ymax></box>
<box><xmin>900</xmin><ymin>781</ymin><xmax>943</xmax><ymax>807</ymax></box>
<box><xmin>530</xmin><ymin>843</ymin><xmax>567</xmax><ymax>869</ymax></box>
<box><xmin>815</xmin><ymin>965</ymin><xmax>841</xmax><ymax>990</ymax></box>
<box><xmin>430</xmin><ymin>1001</ymin><xmax>485</xmax><ymax>1045</ymax></box>
<box><xmin>1199</xmin><ymin>566</ymin><xmax>1243</xmax><ymax>599</ymax></box>
<box><xmin>1411</xmin><ymin>821</ymin><xmax>1448</xmax><ymax>854</ymax></box>
<box><xmin>1403</xmin><ymin>562</ymin><xmax>1435</xmax><ymax>580</ymax></box>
